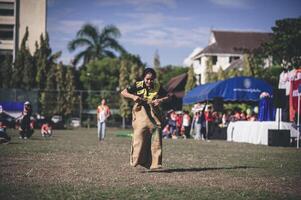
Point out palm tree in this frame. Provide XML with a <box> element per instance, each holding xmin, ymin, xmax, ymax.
<box><xmin>68</xmin><ymin>24</ymin><xmax>126</xmax><ymax>66</ymax></box>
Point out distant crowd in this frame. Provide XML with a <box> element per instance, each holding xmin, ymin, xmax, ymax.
<box><xmin>162</xmin><ymin>102</ymin><xmax>258</xmax><ymax>140</ymax></box>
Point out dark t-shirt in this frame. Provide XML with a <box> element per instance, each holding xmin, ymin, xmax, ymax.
<box><xmin>126</xmin><ymin>81</ymin><xmax>167</xmax><ymax>100</ymax></box>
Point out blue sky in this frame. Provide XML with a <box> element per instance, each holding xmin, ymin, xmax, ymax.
<box><xmin>47</xmin><ymin>0</ymin><xmax>301</xmax><ymax>67</ymax></box>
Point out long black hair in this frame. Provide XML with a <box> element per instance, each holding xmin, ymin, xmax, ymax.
<box><xmin>142</xmin><ymin>68</ymin><xmax>157</xmax><ymax>79</ymax></box>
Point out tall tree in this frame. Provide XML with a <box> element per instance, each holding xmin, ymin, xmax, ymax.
<box><xmin>185</xmin><ymin>65</ymin><xmax>195</xmax><ymax>92</ymax></box>
<box><xmin>205</xmin><ymin>57</ymin><xmax>217</xmax><ymax>83</ymax></box>
<box><xmin>153</xmin><ymin>50</ymin><xmax>162</xmax><ymax>84</ymax></box>
<box><xmin>263</xmin><ymin>17</ymin><xmax>301</xmax><ymax>68</ymax></box>
<box><xmin>123</xmin><ymin>53</ymin><xmax>145</xmax><ymax>84</ymax></box>
<box><xmin>68</xmin><ymin>24</ymin><xmax>126</xmax><ymax>67</ymax></box>
<box><xmin>0</xmin><ymin>55</ymin><xmax>13</xmax><ymax>88</ymax></box>
<box><xmin>34</xmin><ymin>33</ymin><xmax>61</xmax><ymax>90</ymax></box>
<box><xmin>64</xmin><ymin>66</ymin><xmax>77</xmax><ymax>117</ymax></box>
<box><xmin>55</xmin><ymin>62</ymin><xmax>66</xmax><ymax>115</ymax></box>
<box><xmin>35</xmin><ymin>34</ymin><xmax>49</xmax><ymax>90</ymax></box>
<box><xmin>217</xmin><ymin>66</ymin><xmax>227</xmax><ymax>81</ymax></box>
<box><xmin>119</xmin><ymin>58</ymin><xmax>131</xmax><ymax>128</ymax></box>
<box><xmin>12</xmin><ymin>27</ymin><xmax>35</xmax><ymax>89</ymax></box>
<box><xmin>242</xmin><ymin>54</ymin><xmax>252</xmax><ymax>76</ymax></box>
<box><xmin>40</xmin><ymin>64</ymin><xmax>57</xmax><ymax>117</ymax></box>
<box><xmin>81</xmin><ymin>58</ymin><xmax>120</xmax><ymax>91</ymax></box>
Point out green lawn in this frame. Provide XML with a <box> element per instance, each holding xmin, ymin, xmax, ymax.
<box><xmin>0</xmin><ymin>127</ymin><xmax>300</xmax><ymax>200</ymax></box>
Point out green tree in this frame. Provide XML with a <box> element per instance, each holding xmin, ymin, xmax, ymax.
<box><xmin>64</xmin><ymin>66</ymin><xmax>78</xmax><ymax>117</ymax></box>
<box><xmin>23</xmin><ymin>49</ymin><xmax>35</xmax><ymax>89</ymax></box>
<box><xmin>125</xmin><ymin>53</ymin><xmax>145</xmax><ymax>84</ymax></box>
<box><xmin>185</xmin><ymin>65</ymin><xmax>195</xmax><ymax>92</ymax></box>
<box><xmin>80</xmin><ymin>58</ymin><xmax>120</xmax><ymax>109</ymax></box>
<box><xmin>68</xmin><ymin>24</ymin><xmax>126</xmax><ymax>67</ymax></box>
<box><xmin>160</xmin><ymin>65</ymin><xmax>188</xmax><ymax>86</ymax></box>
<box><xmin>217</xmin><ymin>66</ymin><xmax>227</xmax><ymax>81</ymax></box>
<box><xmin>263</xmin><ymin>17</ymin><xmax>301</xmax><ymax>68</ymax></box>
<box><xmin>119</xmin><ymin>58</ymin><xmax>131</xmax><ymax>128</ymax></box>
<box><xmin>81</xmin><ymin>58</ymin><xmax>120</xmax><ymax>91</ymax></box>
<box><xmin>242</xmin><ymin>54</ymin><xmax>252</xmax><ymax>76</ymax></box>
<box><xmin>225</xmin><ymin>68</ymin><xmax>241</xmax><ymax>78</ymax></box>
<box><xmin>205</xmin><ymin>57</ymin><xmax>218</xmax><ymax>83</ymax></box>
<box><xmin>0</xmin><ymin>55</ymin><xmax>13</xmax><ymax>88</ymax></box>
<box><xmin>34</xmin><ymin>33</ymin><xmax>61</xmax><ymax>90</ymax></box>
<box><xmin>40</xmin><ymin>64</ymin><xmax>57</xmax><ymax>117</ymax></box>
<box><xmin>55</xmin><ymin>62</ymin><xmax>66</xmax><ymax>115</ymax></box>
<box><xmin>12</xmin><ymin>27</ymin><xmax>35</xmax><ymax>89</ymax></box>
<box><xmin>153</xmin><ymin>50</ymin><xmax>162</xmax><ymax>84</ymax></box>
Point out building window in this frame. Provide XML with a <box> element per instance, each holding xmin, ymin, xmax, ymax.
<box><xmin>0</xmin><ymin>3</ymin><xmax>14</xmax><ymax>16</ymax></box>
<box><xmin>0</xmin><ymin>50</ymin><xmax>13</xmax><ymax>61</ymax></box>
<box><xmin>229</xmin><ymin>56</ymin><xmax>240</xmax><ymax>63</ymax></box>
<box><xmin>212</xmin><ymin>56</ymin><xmax>217</xmax><ymax>65</ymax></box>
<box><xmin>0</xmin><ymin>25</ymin><xmax>14</xmax><ymax>40</ymax></box>
<box><xmin>198</xmin><ymin>59</ymin><xmax>201</xmax><ymax>65</ymax></box>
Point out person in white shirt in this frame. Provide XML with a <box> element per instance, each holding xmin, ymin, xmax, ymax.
<box><xmin>96</xmin><ymin>99</ymin><xmax>111</xmax><ymax>141</ymax></box>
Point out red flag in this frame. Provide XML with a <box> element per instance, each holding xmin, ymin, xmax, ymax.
<box><xmin>289</xmin><ymin>79</ymin><xmax>301</xmax><ymax>121</ymax></box>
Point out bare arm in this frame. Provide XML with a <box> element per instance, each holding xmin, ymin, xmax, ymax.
<box><xmin>151</xmin><ymin>96</ymin><xmax>169</xmax><ymax>106</ymax></box>
<box><xmin>121</xmin><ymin>88</ymin><xmax>143</xmax><ymax>103</ymax></box>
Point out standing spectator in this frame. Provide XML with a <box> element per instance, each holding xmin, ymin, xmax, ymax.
<box><xmin>193</xmin><ymin>112</ymin><xmax>202</xmax><ymax>140</ymax></box>
<box><xmin>205</xmin><ymin>106</ymin><xmax>214</xmax><ymax>140</ymax></box>
<box><xmin>96</xmin><ymin>99</ymin><xmax>111</xmax><ymax>142</ymax></box>
<box><xmin>221</xmin><ymin>113</ymin><xmax>229</xmax><ymax>127</ymax></box>
<box><xmin>168</xmin><ymin>111</ymin><xmax>177</xmax><ymax>139</ymax></box>
<box><xmin>121</xmin><ymin>68</ymin><xmax>169</xmax><ymax>170</ymax></box>
<box><xmin>182</xmin><ymin>111</ymin><xmax>191</xmax><ymax>139</ymax></box>
<box><xmin>175</xmin><ymin>112</ymin><xmax>183</xmax><ymax>137</ymax></box>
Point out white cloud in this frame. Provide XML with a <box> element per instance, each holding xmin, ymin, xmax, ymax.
<box><xmin>96</xmin><ymin>0</ymin><xmax>177</xmax><ymax>9</ymax></box>
<box><xmin>121</xmin><ymin>26</ymin><xmax>209</xmax><ymax>48</ymax></box>
<box><xmin>49</xmin><ymin>19</ymin><xmax>105</xmax><ymax>35</ymax></box>
<box><xmin>115</xmin><ymin>10</ymin><xmax>205</xmax><ymax>49</ymax></box>
<box><xmin>209</xmin><ymin>0</ymin><xmax>251</xmax><ymax>8</ymax></box>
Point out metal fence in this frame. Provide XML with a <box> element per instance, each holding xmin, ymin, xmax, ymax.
<box><xmin>0</xmin><ymin>88</ymin><xmax>124</xmax><ymax>127</ymax></box>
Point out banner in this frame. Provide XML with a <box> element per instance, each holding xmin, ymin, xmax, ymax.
<box><xmin>289</xmin><ymin>79</ymin><xmax>301</xmax><ymax>121</ymax></box>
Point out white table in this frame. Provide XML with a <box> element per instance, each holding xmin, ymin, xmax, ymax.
<box><xmin>227</xmin><ymin>121</ymin><xmax>299</xmax><ymax>145</ymax></box>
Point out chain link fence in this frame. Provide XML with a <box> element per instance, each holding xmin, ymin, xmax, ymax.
<box><xmin>0</xmin><ymin>88</ymin><xmax>124</xmax><ymax>128</ymax></box>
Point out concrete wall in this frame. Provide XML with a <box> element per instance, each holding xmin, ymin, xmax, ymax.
<box><xmin>194</xmin><ymin>54</ymin><xmax>244</xmax><ymax>84</ymax></box>
<box><xmin>19</xmin><ymin>0</ymin><xmax>46</xmax><ymax>54</ymax></box>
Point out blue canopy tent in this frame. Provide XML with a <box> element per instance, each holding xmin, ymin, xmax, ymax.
<box><xmin>183</xmin><ymin>76</ymin><xmax>273</xmax><ymax>104</ymax></box>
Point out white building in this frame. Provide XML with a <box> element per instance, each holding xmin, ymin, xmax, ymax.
<box><xmin>190</xmin><ymin>30</ymin><xmax>272</xmax><ymax>84</ymax></box>
<box><xmin>0</xmin><ymin>0</ymin><xmax>47</xmax><ymax>61</ymax></box>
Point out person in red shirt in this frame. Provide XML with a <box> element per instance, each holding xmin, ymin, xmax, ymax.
<box><xmin>96</xmin><ymin>99</ymin><xmax>111</xmax><ymax>141</ymax></box>
<box><xmin>205</xmin><ymin>106</ymin><xmax>214</xmax><ymax>140</ymax></box>
<box><xmin>41</xmin><ymin>122</ymin><xmax>52</xmax><ymax>137</ymax></box>
<box><xmin>175</xmin><ymin>113</ymin><xmax>183</xmax><ymax>137</ymax></box>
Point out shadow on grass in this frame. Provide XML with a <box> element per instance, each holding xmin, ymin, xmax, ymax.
<box><xmin>144</xmin><ymin>166</ymin><xmax>259</xmax><ymax>173</ymax></box>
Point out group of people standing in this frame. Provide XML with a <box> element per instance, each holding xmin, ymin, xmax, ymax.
<box><xmin>162</xmin><ymin>110</ymin><xmax>191</xmax><ymax>139</ymax></box>
<box><xmin>162</xmin><ymin>104</ymin><xmax>215</xmax><ymax>141</ymax></box>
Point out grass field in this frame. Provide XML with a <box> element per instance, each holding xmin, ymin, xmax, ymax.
<box><xmin>0</xmin><ymin>127</ymin><xmax>301</xmax><ymax>200</ymax></box>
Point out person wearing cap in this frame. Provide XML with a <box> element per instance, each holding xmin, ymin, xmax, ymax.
<box><xmin>121</xmin><ymin>68</ymin><xmax>169</xmax><ymax>170</ymax></box>
<box><xmin>19</xmin><ymin>101</ymin><xmax>33</xmax><ymax>139</ymax></box>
